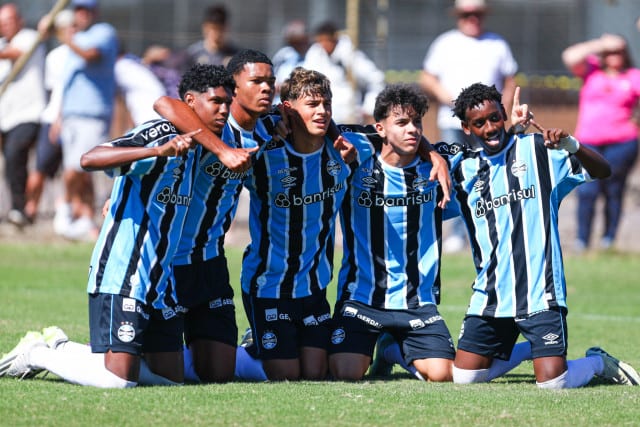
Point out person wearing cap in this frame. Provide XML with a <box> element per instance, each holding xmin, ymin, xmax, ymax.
<box><xmin>419</xmin><ymin>0</ymin><xmax>517</xmax><ymax>254</ymax></box>
<box><xmin>0</xmin><ymin>3</ymin><xmax>46</xmax><ymax>227</ymax></box>
<box><xmin>55</xmin><ymin>0</ymin><xmax>118</xmax><ymax>241</ymax></box>
<box><xmin>562</xmin><ymin>34</ymin><xmax>640</xmax><ymax>253</ymax></box>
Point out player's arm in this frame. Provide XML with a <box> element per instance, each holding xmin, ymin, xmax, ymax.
<box><xmin>153</xmin><ymin>96</ymin><xmax>255</xmax><ymax>172</ymax></box>
<box><xmin>417</xmin><ymin>139</ymin><xmax>451</xmax><ymax>208</ymax></box>
<box><xmin>81</xmin><ymin>130</ymin><xmax>200</xmax><ymax>172</ymax></box>
<box><xmin>541</xmin><ymin>128</ymin><xmax>611</xmax><ymax>179</ymax></box>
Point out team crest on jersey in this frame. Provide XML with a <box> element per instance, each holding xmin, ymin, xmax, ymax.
<box><xmin>510</xmin><ymin>160</ymin><xmax>527</xmax><ymax>177</ymax></box>
<box><xmin>326</xmin><ymin>160</ymin><xmax>342</xmax><ymax>176</ymax></box>
<box><xmin>412</xmin><ymin>176</ymin><xmax>428</xmax><ymax>190</ymax></box>
<box><xmin>331</xmin><ymin>328</ymin><xmax>345</xmax><ymax>345</ymax></box>
<box><xmin>261</xmin><ymin>330</ymin><xmax>277</xmax><ymax>350</ymax></box>
<box><xmin>117</xmin><ymin>322</ymin><xmax>135</xmax><ymax>343</ymax></box>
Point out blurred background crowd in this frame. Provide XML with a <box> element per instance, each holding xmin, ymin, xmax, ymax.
<box><xmin>0</xmin><ymin>0</ymin><xmax>639</xmax><ymax>253</ymax></box>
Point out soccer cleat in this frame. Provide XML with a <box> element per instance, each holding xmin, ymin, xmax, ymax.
<box><xmin>0</xmin><ymin>331</ymin><xmax>47</xmax><ymax>379</ymax></box>
<box><xmin>42</xmin><ymin>326</ymin><xmax>69</xmax><ymax>350</ymax></box>
<box><xmin>369</xmin><ymin>332</ymin><xmax>395</xmax><ymax>377</ymax></box>
<box><xmin>239</xmin><ymin>327</ymin><xmax>253</xmax><ymax>348</ymax></box>
<box><xmin>586</xmin><ymin>347</ymin><xmax>640</xmax><ymax>386</ymax></box>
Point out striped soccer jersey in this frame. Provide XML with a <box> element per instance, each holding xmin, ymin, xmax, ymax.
<box><xmin>172</xmin><ymin>114</ymin><xmax>275</xmax><ymax>265</ymax></box>
<box><xmin>241</xmin><ymin>136</ymin><xmax>351</xmax><ymax>299</ymax></box>
<box><xmin>445</xmin><ymin>133</ymin><xmax>590</xmax><ymax>317</ymax></box>
<box><xmin>86</xmin><ymin>119</ymin><xmax>199</xmax><ymax>309</ymax></box>
<box><xmin>337</xmin><ymin>132</ymin><xmax>457</xmax><ymax>310</ymax></box>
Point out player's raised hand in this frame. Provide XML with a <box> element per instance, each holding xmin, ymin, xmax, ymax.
<box><xmin>334</xmin><ymin>135</ymin><xmax>357</xmax><ymax>163</ymax></box>
<box><xmin>510</xmin><ymin>86</ymin><xmax>533</xmax><ymax>133</ymax></box>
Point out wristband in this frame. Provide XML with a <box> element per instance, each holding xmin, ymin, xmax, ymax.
<box><xmin>559</xmin><ymin>135</ymin><xmax>580</xmax><ymax>154</ymax></box>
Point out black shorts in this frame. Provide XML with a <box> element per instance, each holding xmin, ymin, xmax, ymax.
<box><xmin>456</xmin><ymin>307</ymin><xmax>568</xmax><ymax>360</ymax></box>
<box><xmin>242</xmin><ymin>290</ymin><xmax>332</xmax><ymax>360</ymax></box>
<box><xmin>329</xmin><ymin>301</ymin><xmax>455</xmax><ymax>364</ymax></box>
<box><xmin>88</xmin><ymin>293</ymin><xmax>183</xmax><ymax>355</ymax></box>
<box><xmin>35</xmin><ymin>123</ymin><xmax>62</xmax><ymax>177</ymax></box>
<box><xmin>174</xmin><ymin>256</ymin><xmax>238</xmax><ymax>346</ymax></box>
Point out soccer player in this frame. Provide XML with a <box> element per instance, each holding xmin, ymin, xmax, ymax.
<box><xmin>445</xmin><ymin>83</ymin><xmax>639</xmax><ymax>388</ymax></box>
<box><xmin>0</xmin><ymin>64</ymin><xmax>229</xmax><ymax>388</ymax></box>
<box><xmin>328</xmin><ymin>83</ymin><xmax>458</xmax><ymax>381</ymax></box>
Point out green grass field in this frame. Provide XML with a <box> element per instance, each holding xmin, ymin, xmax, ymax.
<box><xmin>1</xmin><ymin>242</ymin><xmax>639</xmax><ymax>426</ymax></box>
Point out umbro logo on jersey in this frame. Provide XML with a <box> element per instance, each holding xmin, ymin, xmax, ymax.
<box><xmin>542</xmin><ymin>333</ymin><xmax>560</xmax><ymax>345</ymax></box>
<box><xmin>361</xmin><ymin>175</ymin><xmax>377</xmax><ymax>188</ymax></box>
<box><xmin>473</xmin><ymin>180</ymin><xmax>485</xmax><ymax>192</ymax></box>
<box><xmin>510</xmin><ymin>160</ymin><xmax>527</xmax><ymax>177</ymax></box>
<box><xmin>280</xmin><ymin>175</ymin><xmax>297</xmax><ymax>187</ymax></box>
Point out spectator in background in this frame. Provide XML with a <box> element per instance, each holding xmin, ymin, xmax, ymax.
<box><xmin>115</xmin><ymin>48</ymin><xmax>166</xmax><ymax>127</ymax></box>
<box><xmin>272</xmin><ymin>20</ymin><xmax>309</xmax><ymax>103</ymax></box>
<box><xmin>142</xmin><ymin>44</ymin><xmax>182</xmax><ymax>98</ymax></box>
<box><xmin>419</xmin><ymin>0</ymin><xmax>517</xmax><ymax>253</ymax></box>
<box><xmin>24</xmin><ymin>9</ymin><xmax>74</xmax><ymax>224</ymax></box>
<box><xmin>185</xmin><ymin>4</ymin><xmax>238</xmax><ymax>69</ymax></box>
<box><xmin>562</xmin><ymin>34</ymin><xmax>640</xmax><ymax>252</ymax></box>
<box><xmin>303</xmin><ymin>21</ymin><xmax>385</xmax><ymax>124</ymax></box>
<box><xmin>56</xmin><ymin>0</ymin><xmax>118</xmax><ymax>241</ymax></box>
<box><xmin>0</xmin><ymin>3</ymin><xmax>46</xmax><ymax>227</ymax></box>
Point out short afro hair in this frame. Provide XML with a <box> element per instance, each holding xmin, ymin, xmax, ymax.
<box><xmin>226</xmin><ymin>49</ymin><xmax>272</xmax><ymax>76</ymax></box>
<box><xmin>373</xmin><ymin>83</ymin><xmax>428</xmax><ymax>122</ymax></box>
<box><xmin>178</xmin><ymin>63</ymin><xmax>235</xmax><ymax>100</ymax></box>
<box><xmin>452</xmin><ymin>83</ymin><xmax>503</xmax><ymax>122</ymax></box>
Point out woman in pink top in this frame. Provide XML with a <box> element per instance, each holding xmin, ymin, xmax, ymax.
<box><xmin>562</xmin><ymin>34</ymin><xmax>640</xmax><ymax>251</ymax></box>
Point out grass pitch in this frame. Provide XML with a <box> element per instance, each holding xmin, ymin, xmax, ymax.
<box><xmin>0</xmin><ymin>242</ymin><xmax>639</xmax><ymax>426</ymax></box>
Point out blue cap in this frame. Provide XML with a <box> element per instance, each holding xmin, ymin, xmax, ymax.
<box><xmin>72</xmin><ymin>0</ymin><xmax>98</xmax><ymax>8</ymax></box>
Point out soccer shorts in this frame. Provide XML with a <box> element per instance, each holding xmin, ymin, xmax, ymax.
<box><xmin>456</xmin><ymin>307</ymin><xmax>568</xmax><ymax>360</ymax></box>
<box><xmin>89</xmin><ymin>293</ymin><xmax>183</xmax><ymax>355</ymax></box>
<box><xmin>242</xmin><ymin>290</ymin><xmax>332</xmax><ymax>360</ymax></box>
<box><xmin>61</xmin><ymin>116</ymin><xmax>109</xmax><ymax>171</ymax></box>
<box><xmin>329</xmin><ymin>300</ymin><xmax>455</xmax><ymax>364</ymax></box>
<box><xmin>173</xmin><ymin>256</ymin><xmax>237</xmax><ymax>347</ymax></box>
<box><xmin>35</xmin><ymin>123</ymin><xmax>62</xmax><ymax>177</ymax></box>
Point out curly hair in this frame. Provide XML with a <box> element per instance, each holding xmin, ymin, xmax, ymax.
<box><xmin>178</xmin><ymin>63</ymin><xmax>234</xmax><ymax>100</ymax></box>
<box><xmin>452</xmin><ymin>83</ymin><xmax>503</xmax><ymax>121</ymax></box>
<box><xmin>280</xmin><ymin>67</ymin><xmax>332</xmax><ymax>102</ymax></box>
<box><xmin>373</xmin><ymin>83</ymin><xmax>428</xmax><ymax>122</ymax></box>
<box><xmin>226</xmin><ymin>49</ymin><xmax>272</xmax><ymax>76</ymax></box>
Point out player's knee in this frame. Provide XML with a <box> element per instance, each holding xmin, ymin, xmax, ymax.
<box><xmin>452</xmin><ymin>365</ymin><xmax>490</xmax><ymax>384</ymax></box>
<box><xmin>536</xmin><ymin>370</ymin><xmax>568</xmax><ymax>389</ymax></box>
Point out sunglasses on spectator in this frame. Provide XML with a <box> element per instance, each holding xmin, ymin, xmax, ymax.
<box><xmin>457</xmin><ymin>11</ymin><xmax>485</xmax><ymax>19</ymax></box>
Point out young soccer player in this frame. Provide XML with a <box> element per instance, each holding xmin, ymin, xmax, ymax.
<box><xmin>0</xmin><ymin>64</ymin><xmax>227</xmax><ymax>388</ymax></box>
<box><xmin>328</xmin><ymin>83</ymin><xmax>458</xmax><ymax>381</ymax></box>
<box><xmin>446</xmin><ymin>83</ymin><xmax>639</xmax><ymax>388</ymax></box>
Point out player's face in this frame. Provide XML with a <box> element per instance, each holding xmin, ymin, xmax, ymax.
<box><xmin>285</xmin><ymin>93</ymin><xmax>332</xmax><ymax>138</ymax></box>
<box><xmin>462</xmin><ymin>100</ymin><xmax>508</xmax><ymax>155</ymax></box>
<box><xmin>187</xmin><ymin>86</ymin><xmax>231</xmax><ymax>136</ymax></box>
<box><xmin>376</xmin><ymin>106</ymin><xmax>423</xmax><ymax>161</ymax></box>
<box><xmin>232</xmin><ymin>62</ymin><xmax>275</xmax><ymax>117</ymax></box>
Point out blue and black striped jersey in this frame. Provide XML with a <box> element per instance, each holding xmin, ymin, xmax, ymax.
<box><xmin>241</xmin><ymin>136</ymin><xmax>351</xmax><ymax>299</ymax></box>
<box><xmin>337</xmin><ymin>130</ymin><xmax>458</xmax><ymax>309</ymax></box>
<box><xmin>86</xmin><ymin>119</ymin><xmax>198</xmax><ymax>309</ymax></box>
<box><xmin>444</xmin><ymin>132</ymin><xmax>590</xmax><ymax>317</ymax></box>
<box><xmin>173</xmin><ymin>114</ymin><xmax>274</xmax><ymax>265</ymax></box>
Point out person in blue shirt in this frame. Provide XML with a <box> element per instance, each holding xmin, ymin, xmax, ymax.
<box><xmin>446</xmin><ymin>83</ymin><xmax>639</xmax><ymax>388</ymax></box>
<box><xmin>328</xmin><ymin>83</ymin><xmax>458</xmax><ymax>381</ymax></box>
<box><xmin>0</xmin><ymin>64</ymin><xmax>231</xmax><ymax>388</ymax></box>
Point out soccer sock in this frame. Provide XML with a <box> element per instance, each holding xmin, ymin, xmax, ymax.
<box><xmin>383</xmin><ymin>342</ymin><xmax>411</xmax><ymax>371</ymax></box>
<box><xmin>564</xmin><ymin>357</ymin><xmax>600</xmax><ymax>388</ymax></box>
<box><xmin>183</xmin><ymin>345</ymin><xmax>201</xmax><ymax>383</ymax></box>
<box><xmin>138</xmin><ymin>360</ymin><xmax>180</xmax><ymax>386</ymax></box>
<box><xmin>486</xmin><ymin>341</ymin><xmax>532</xmax><ymax>381</ymax></box>
<box><xmin>234</xmin><ymin>345</ymin><xmax>267</xmax><ymax>381</ymax></box>
<box><xmin>537</xmin><ymin>370</ymin><xmax>568</xmax><ymax>389</ymax></box>
<box><xmin>56</xmin><ymin>340</ymin><xmax>92</xmax><ymax>355</ymax></box>
<box><xmin>29</xmin><ymin>345</ymin><xmax>136</xmax><ymax>388</ymax></box>
<box><xmin>452</xmin><ymin>365</ymin><xmax>489</xmax><ymax>383</ymax></box>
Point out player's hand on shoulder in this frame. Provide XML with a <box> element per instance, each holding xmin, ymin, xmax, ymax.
<box><xmin>159</xmin><ymin>129</ymin><xmax>201</xmax><ymax>157</ymax></box>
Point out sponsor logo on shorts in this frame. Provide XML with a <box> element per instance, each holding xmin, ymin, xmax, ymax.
<box><xmin>122</xmin><ymin>298</ymin><xmax>136</xmax><ymax>313</ymax></box>
<box><xmin>542</xmin><ymin>333</ymin><xmax>559</xmax><ymax>345</ymax></box>
<box><xmin>261</xmin><ymin>330</ymin><xmax>277</xmax><ymax>350</ymax></box>
<box><xmin>356</xmin><ymin>313</ymin><xmax>382</xmax><ymax>329</ymax></box>
<box><xmin>343</xmin><ymin>306</ymin><xmax>358</xmax><ymax>317</ymax></box>
<box><xmin>317</xmin><ymin>313</ymin><xmax>331</xmax><ymax>323</ymax></box>
<box><xmin>209</xmin><ymin>298</ymin><xmax>234</xmax><ymax>309</ymax></box>
<box><xmin>303</xmin><ymin>315</ymin><xmax>318</xmax><ymax>326</ymax></box>
<box><xmin>117</xmin><ymin>322</ymin><xmax>135</xmax><ymax>343</ymax></box>
<box><xmin>409</xmin><ymin>319</ymin><xmax>425</xmax><ymax>330</ymax></box>
<box><xmin>136</xmin><ymin>305</ymin><xmax>150</xmax><ymax>320</ymax></box>
<box><xmin>162</xmin><ymin>307</ymin><xmax>177</xmax><ymax>320</ymax></box>
<box><xmin>265</xmin><ymin>308</ymin><xmax>278</xmax><ymax>322</ymax></box>
<box><xmin>331</xmin><ymin>328</ymin><xmax>345</xmax><ymax>345</ymax></box>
